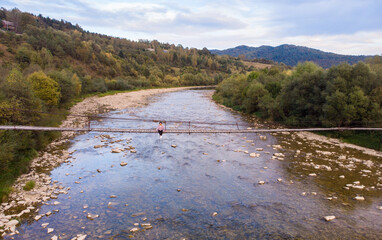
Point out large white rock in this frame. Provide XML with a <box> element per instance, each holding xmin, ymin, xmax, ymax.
<box><xmin>5</xmin><ymin>220</ymin><xmax>18</xmax><ymax>228</ymax></box>
<box><xmin>354</xmin><ymin>196</ymin><xmax>365</xmax><ymax>201</ymax></box>
<box><xmin>324</xmin><ymin>216</ymin><xmax>336</xmax><ymax>221</ymax></box>
<box><xmin>86</xmin><ymin>213</ymin><xmax>99</xmax><ymax>220</ymax></box>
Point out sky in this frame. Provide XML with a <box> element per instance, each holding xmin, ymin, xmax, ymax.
<box><xmin>2</xmin><ymin>0</ymin><xmax>382</xmax><ymax>55</ymax></box>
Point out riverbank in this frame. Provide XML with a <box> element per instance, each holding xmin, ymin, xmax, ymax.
<box><xmin>0</xmin><ymin>87</ymin><xmax>196</xmax><ymax>237</ymax></box>
<box><xmin>211</xmin><ymin>96</ymin><xmax>382</xmax><ymax>158</ymax></box>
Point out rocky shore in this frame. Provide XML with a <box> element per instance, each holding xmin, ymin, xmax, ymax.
<box><xmin>0</xmin><ymin>87</ymin><xmax>195</xmax><ymax>238</ymax></box>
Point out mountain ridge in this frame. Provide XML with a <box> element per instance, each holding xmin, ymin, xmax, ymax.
<box><xmin>210</xmin><ymin>44</ymin><xmax>371</xmax><ymax>68</ymax></box>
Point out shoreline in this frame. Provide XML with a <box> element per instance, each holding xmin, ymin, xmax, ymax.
<box><xmin>0</xmin><ymin>87</ymin><xmax>196</xmax><ymax>236</ymax></box>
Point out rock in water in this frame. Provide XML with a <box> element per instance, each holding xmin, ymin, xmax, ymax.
<box><xmin>111</xmin><ymin>148</ymin><xmax>122</xmax><ymax>153</ymax></box>
<box><xmin>212</xmin><ymin>212</ymin><xmax>218</xmax><ymax>216</ymax></box>
<box><xmin>171</xmin><ymin>145</ymin><xmax>177</xmax><ymax>148</ymax></box>
<box><xmin>324</xmin><ymin>216</ymin><xmax>336</xmax><ymax>221</ymax></box>
<box><xmin>141</xmin><ymin>223</ymin><xmax>152</xmax><ymax>229</ymax></box>
<box><xmin>87</xmin><ymin>213</ymin><xmax>99</xmax><ymax>220</ymax></box>
<box><xmin>130</xmin><ymin>227</ymin><xmax>140</xmax><ymax>232</ymax></box>
<box><xmin>47</xmin><ymin>228</ymin><xmax>54</xmax><ymax>233</ymax></box>
<box><xmin>258</xmin><ymin>181</ymin><xmax>265</xmax><ymax>185</ymax></box>
<box><xmin>250</xmin><ymin>153</ymin><xmax>260</xmax><ymax>158</ymax></box>
<box><xmin>120</xmin><ymin>162</ymin><xmax>127</xmax><ymax>166</ymax></box>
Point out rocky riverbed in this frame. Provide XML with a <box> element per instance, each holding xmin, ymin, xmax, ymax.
<box><xmin>1</xmin><ymin>88</ymin><xmax>381</xmax><ymax>239</ymax></box>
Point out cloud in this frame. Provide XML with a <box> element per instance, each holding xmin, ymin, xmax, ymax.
<box><xmin>2</xmin><ymin>0</ymin><xmax>382</xmax><ymax>55</ymax></box>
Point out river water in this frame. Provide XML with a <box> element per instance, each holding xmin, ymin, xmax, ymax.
<box><xmin>8</xmin><ymin>89</ymin><xmax>382</xmax><ymax>239</ymax></box>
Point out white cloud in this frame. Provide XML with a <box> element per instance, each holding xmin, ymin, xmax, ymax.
<box><xmin>2</xmin><ymin>0</ymin><xmax>382</xmax><ymax>55</ymax></box>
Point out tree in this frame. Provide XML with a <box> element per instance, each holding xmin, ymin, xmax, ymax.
<box><xmin>1</xmin><ymin>68</ymin><xmax>42</xmax><ymax>124</ymax></box>
<box><xmin>28</xmin><ymin>71</ymin><xmax>60</xmax><ymax>107</ymax></box>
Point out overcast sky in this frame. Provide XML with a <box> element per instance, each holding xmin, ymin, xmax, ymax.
<box><xmin>2</xmin><ymin>0</ymin><xmax>382</xmax><ymax>55</ymax></box>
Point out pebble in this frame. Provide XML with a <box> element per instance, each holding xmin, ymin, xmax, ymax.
<box><xmin>73</xmin><ymin>234</ymin><xmax>87</xmax><ymax>240</ymax></box>
<box><xmin>255</xmin><ymin>148</ymin><xmax>263</xmax><ymax>151</ymax></box>
<box><xmin>47</xmin><ymin>228</ymin><xmax>54</xmax><ymax>234</ymax></box>
<box><xmin>377</xmin><ymin>206</ymin><xmax>382</xmax><ymax>210</ymax></box>
<box><xmin>277</xmin><ymin>178</ymin><xmax>283</xmax><ymax>182</ymax></box>
<box><xmin>111</xmin><ymin>148</ymin><xmax>122</xmax><ymax>153</ymax></box>
<box><xmin>354</xmin><ymin>196</ymin><xmax>365</xmax><ymax>201</ymax></box>
<box><xmin>34</xmin><ymin>215</ymin><xmax>42</xmax><ymax>221</ymax></box>
<box><xmin>258</xmin><ymin>181</ymin><xmax>265</xmax><ymax>185</ymax></box>
<box><xmin>141</xmin><ymin>223</ymin><xmax>152</xmax><ymax>229</ymax></box>
<box><xmin>339</xmin><ymin>175</ymin><xmax>345</xmax><ymax>179</ymax></box>
<box><xmin>309</xmin><ymin>173</ymin><xmax>317</xmax><ymax>177</ymax></box>
<box><xmin>53</xmin><ymin>201</ymin><xmax>60</xmax><ymax>205</ymax></box>
<box><xmin>171</xmin><ymin>145</ymin><xmax>177</xmax><ymax>148</ymax></box>
<box><xmin>250</xmin><ymin>153</ymin><xmax>260</xmax><ymax>158</ymax></box>
<box><xmin>42</xmin><ymin>223</ymin><xmax>49</xmax><ymax>228</ymax></box>
<box><xmin>130</xmin><ymin>227</ymin><xmax>140</xmax><ymax>232</ymax></box>
<box><xmin>120</xmin><ymin>162</ymin><xmax>128</xmax><ymax>166</ymax></box>
<box><xmin>324</xmin><ymin>215</ymin><xmax>336</xmax><ymax>221</ymax></box>
<box><xmin>46</xmin><ymin>211</ymin><xmax>52</xmax><ymax>216</ymax></box>
<box><xmin>130</xmin><ymin>150</ymin><xmax>137</xmax><ymax>153</ymax></box>
<box><xmin>110</xmin><ymin>195</ymin><xmax>117</xmax><ymax>198</ymax></box>
<box><xmin>83</xmin><ymin>204</ymin><xmax>88</xmax><ymax>209</ymax></box>
<box><xmin>51</xmin><ymin>235</ymin><xmax>58</xmax><ymax>240</ymax></box>
<box><xmin>87</xmin><ymin>213</ymin><xmax>99</xmax><ymax>220</ymax></box>
<box><xmin>212</xmin><ymin>212</ymin><xmax>218</xmax><ymax>216</ymax></box>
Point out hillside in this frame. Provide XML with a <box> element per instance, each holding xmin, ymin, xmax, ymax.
<box><xmin>210</xmin><ymin>44</ymin><xmax>371</xmax><ymax>68</ymax></box>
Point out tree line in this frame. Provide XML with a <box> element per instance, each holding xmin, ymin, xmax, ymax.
<box><xmin>213</xmin><ymin>59</ymin><xmax>382</xmax><ymax>149</ymax></box>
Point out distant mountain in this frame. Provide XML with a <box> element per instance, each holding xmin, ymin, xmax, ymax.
<box><xmin>210</xmin><ymin>44</ymin><xmax>371</xmax><ymax>68</ymax></box>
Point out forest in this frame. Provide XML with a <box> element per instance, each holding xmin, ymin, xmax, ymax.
<box><xmin>0</xmin><ymin>8</ymin><xmax>252</xmax><ymax>200</ymax></box>
<box><xmin>213</xmin><ymin>58</ymin><xmax>382</xmax><ymax>150</ymax></box>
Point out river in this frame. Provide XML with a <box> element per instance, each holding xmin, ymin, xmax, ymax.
<box><xmin>7</xmin><ymin>89</ymin><xmax>382</xmax><ymax>239</ymax></box>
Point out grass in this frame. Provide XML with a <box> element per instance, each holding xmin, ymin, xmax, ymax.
<box><xmin>318</xmin><ymin>131</ymin><xmax>382</xmax><ymax>151</ymax></box>
<box><xmin>23</xmin><ymin>180</ymin><xmax>35</xmax><ymax>191</ymax></box>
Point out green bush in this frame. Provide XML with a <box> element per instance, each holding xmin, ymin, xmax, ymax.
<box><xmin>23</xmin><ymin>180</ymin><xmax>35</xmax><ymax>191</ymax></box>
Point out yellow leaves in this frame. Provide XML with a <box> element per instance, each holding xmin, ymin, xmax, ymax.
<box><xmin>27</xmin><ymin>71</ymin><xmax>60</xmax><ymax>107</ymax></box>
<box><xmin>71</xmin><ymin>73</ymin><xmax>82</xmax><ymax>96</ymax></box>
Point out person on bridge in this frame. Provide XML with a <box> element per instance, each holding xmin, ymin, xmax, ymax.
<box><xmin>156</xmin><ymin>122</ymin><xmax>165</xmax><ymax>139</ymax></box>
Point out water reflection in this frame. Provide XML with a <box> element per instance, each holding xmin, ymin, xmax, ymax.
<box><xmin>9</xmin><ymin>90</ymin><xmax>382</xmax><ymax>239</ymax></box>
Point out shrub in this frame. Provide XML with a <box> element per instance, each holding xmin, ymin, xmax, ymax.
<box><xmin>23</xmin><ymin>180</ymin><xmax>35</xmax><ymax>191</ymax></box>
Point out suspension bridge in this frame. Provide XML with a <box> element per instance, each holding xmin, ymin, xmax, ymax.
<box><xmin>0</xmin><ymin>107</ymin><xmax>381</xmax><ymax>134</ymax></box>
